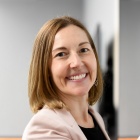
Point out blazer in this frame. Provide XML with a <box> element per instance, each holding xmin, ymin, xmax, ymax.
<box><xmin>22</xmin><ymin>106</ymin><xmax>110</xmax><ymax>140</ymax></box>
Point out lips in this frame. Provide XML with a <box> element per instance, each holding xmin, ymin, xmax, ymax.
<box><xmin>67</xmin><ymin>73</ymin><xmax>87</xmax><ymax>80</ymax></box>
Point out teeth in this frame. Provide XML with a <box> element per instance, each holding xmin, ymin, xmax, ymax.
<box><xmin>69</xmin><ymin>74</ymin><xmax>86</xmax><ymax>80</ymax></box>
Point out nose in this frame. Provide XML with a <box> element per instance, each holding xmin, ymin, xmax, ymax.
<box><xmin>69</xmin><ymin>53</ymin><xmax>83</xmax><ymax>68</ymax></box>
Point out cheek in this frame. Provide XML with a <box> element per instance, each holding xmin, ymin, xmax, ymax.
<box><xmin>89</xmin><ymin>55</ymin><xmax>97</xmax><ymax>70</ymax></box>
<box><xmin>94</xmin><ymin>61</ymin><xmax>97</xmax><ymax>72</ymax></box>
<box><xmin>89</xmin><ymin>57</ymin><xmax>98</xmax><ymax>78</ymax></box>
<box><xmin>50</xmin><ymin>61</ymin><xmax>66</xmax><ymax>81</ymax></box>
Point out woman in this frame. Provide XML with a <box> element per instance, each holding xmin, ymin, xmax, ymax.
<box><xmin>22</xmin><ymin>16</ymin><xmax>110</xmax><ymax>140</ymax></box>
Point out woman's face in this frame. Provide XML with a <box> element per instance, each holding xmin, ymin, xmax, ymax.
<box><xmin>51</xmin><ymin>25</ymin><xmax>97</xmax><ymax>100</ymax></box>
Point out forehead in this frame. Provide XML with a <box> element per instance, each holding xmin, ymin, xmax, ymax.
<box><xmin>53</xmin><ymin>25</ymin><xmax>89</xmax><ymax>47</ymax></box>
<box><xmin>56</xmin><ymin>25</ymin><xmax>87</xmax><ymax>38</ymax></box>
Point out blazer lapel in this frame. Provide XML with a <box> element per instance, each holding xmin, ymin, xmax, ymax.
<box><xmin>89</xmin><ymin>106</ymin><xmax>111</xmax><ymax>140</ymax></box>
<box><xmin>54</xmin><ymin>108</ymin><xmax>87</xmax><ymax>140</ymax></box>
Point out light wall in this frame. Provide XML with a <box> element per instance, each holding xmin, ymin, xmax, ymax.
<box><xmin>83</xmin><ymin>0</ymin><xmax>115</xmax><ymax>71</ymax></box>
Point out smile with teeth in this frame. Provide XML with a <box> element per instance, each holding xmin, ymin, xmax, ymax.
<box><xmin>68</xmin><ymin>74</ymin><xmax>87</xmax><ymax>80</ymax></box>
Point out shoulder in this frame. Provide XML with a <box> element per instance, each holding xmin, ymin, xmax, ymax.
<box><xmin>28</xmin><ymin>107</ymin><xmax>58</xmax><ymax>122</ymax></box>
<box><xmin>24</xmin><ymin>108</ymin><xmax>59</xmax><ymax>129</ymax></box>
<box><xmin>22</xmin><ymin>107</ymin><xmax>71</xmax><ymax>140</ymax></box>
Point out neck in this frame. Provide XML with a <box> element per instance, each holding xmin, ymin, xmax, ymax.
<box><xmin>61</xmin><ymin>95</ymin><xmax>94</xmax><ymax>128</ymax></box>
<box><xmin>62</xmin><ymin>95</ymin><xmax>88</xmax><ymax>114</ymax></box>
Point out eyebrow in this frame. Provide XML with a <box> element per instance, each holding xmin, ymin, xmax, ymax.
<box><xmin>79</xmin><ymin>41</ymin><xmax>90</xmax><ymax>46</ymax></box>
<box><xmin>52</xmin><ymin>41</ymin><xmax>90</xmax><ymax>52</ymax></box>
<box><xmin>52</xmin><ymin>47</ymin><xmax>67</xmax><ymax>52</ymax></box>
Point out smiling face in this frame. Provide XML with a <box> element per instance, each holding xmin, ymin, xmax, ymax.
<box><xmin>50</xmin><ymin>25</ymin><xmax>97</xmax><ymax>101</ymax></box>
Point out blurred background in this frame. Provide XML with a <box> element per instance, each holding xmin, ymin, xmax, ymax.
<box><xmin>0</xmin><ymin>0</ymin><xmax>140</xmax><ymax>139</ymax></box>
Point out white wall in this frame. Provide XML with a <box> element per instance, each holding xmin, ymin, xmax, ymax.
<box><xmin>83</xmin><ymin>0</ymin><xmax>115</xmax><ymax>71</ymax></box>
<box><xmin>119</xmin><ymin>0</ymin><xmax>140</xmax><ymax>137</ymax></box>
<box><xmin>0</xmin><ymin>0</ymin><xmax>83</xmax><ymax>137</ymax></box>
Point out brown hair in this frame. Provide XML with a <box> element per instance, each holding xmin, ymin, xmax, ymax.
<box><xmin>28</xmin><ymin>16</ymin><xmax>103</xmax><ymax>113</ymax></box>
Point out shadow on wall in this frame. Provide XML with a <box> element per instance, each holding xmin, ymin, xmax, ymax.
<box><xmin>98</xmin><ymin>39</ymin><xmax>117</xmax><ymax>140</ymax></box>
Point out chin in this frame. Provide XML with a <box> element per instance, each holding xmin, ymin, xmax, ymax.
<box><xmin>73</xmin><ymin>90</ymin><xmax>89</xmax><ymax>96</ymax></box>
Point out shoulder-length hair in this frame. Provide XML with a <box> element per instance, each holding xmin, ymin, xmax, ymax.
<box><xmin>28</xmin><ymin>16</ymin><xmax>103</xmax><ymax>113</ymax></box>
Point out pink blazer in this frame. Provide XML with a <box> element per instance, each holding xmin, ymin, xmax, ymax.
<box><xmin>22</xmin><ymin>106</ymin><xmax>110</xmax><ymax>140</ymax></box>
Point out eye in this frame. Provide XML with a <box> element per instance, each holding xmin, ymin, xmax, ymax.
<box><xmin>80</xmin><ymin>48</ymin><xmax>89</xmax><ymax>53</ymax></box>
<box><xmin>55</xmin><ymin>52</ymin><xmax>67</xmax><ymax>57</ymax></box>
